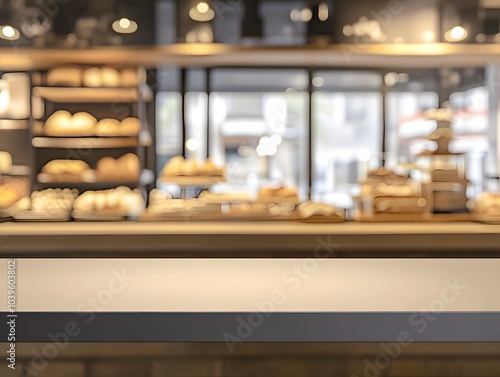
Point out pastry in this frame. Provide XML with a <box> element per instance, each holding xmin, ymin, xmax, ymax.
<box><xmin>47</xmin><ymin>66</ymin><xmax>82</xmax><ymax>86</ymax></box>
<box><xmin>297</xmin><ymin>201</ymin><xmax>343</xmax><ymax>218</ymax></box>
<box><xmin>121</xmin><ymin>68</ymin><xmax>139</xmax><ymax>87</ymax></box>
<box><xmin>0</xmin><ymin>151</ymin><xmax>12</xmax><ymax>174</ymax></box>
<box><xmin>96</xmin><ymin>153</ymin><xmax>140</xmax><ymax>181</ymax></box>
<box><xmin>0</xmin><ymin>183</ymin><xmax>22</xmax><ymax>208</ymax></box>
<box><xmin>101</xmin><ymin>67</ymin><xmax>121</xmax><ymax>87</ymax></box>
<box><xmin>73</xmin><ymin>186</ymin><xmax>144</xmax><ymax>216</ymax></box>
<box><xmin>95</xmin><ymin>118</ymin><xmax>121</xmax><ymax>136</ymax></box>
<box><xmin>162</xmin><ymin>156</ymin><xmax>185</xmax><ymax>177</ymax></box>
<box><xmin>181</xmin><ymin>159</ymin><xmax>200</xmax><ymax>176</ymax></box>
<box><xmin>45</xmin><ymin>110</ymin><xmax>96</xmax><ymax>136</ymax></box>
<box><xmin>120</xmin><ymin>117</ymin><xmax>141</xmax><ymax>136</ymax></box>
<box><xmin>30</xmin><ymin>188</ymin><xmax>79</xmax><ymax>213</ymax></box>
<box><xmin>82</xmin><ymin>67</ymin><xmax>102</xmax><ymax>87</ymax></box>
<box><xmin>201</xmin><ymin>159</ymin><xmax>224</xmax><ymax>176</ymax></box>
<box><xmin>42</xmin><ymin>160</ymin><xmax>90</xmax><ymax>180</ymax></box>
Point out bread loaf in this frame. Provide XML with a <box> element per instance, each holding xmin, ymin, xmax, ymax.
<box><xmin>45</xmin><ymin>110</ymin><xmax>96</xmax><ymax>136</ymax></box>
<box><xmin>162</xmin><ymin>156</ymin><xmax>185</xmax><ymax>177</ymax></box>
<box><xmin>121</xmin><ymin>68</ymin><xmax>139</xmax><ymax>87</ymax></box>
<box><xmin>101</xmin><ymin>67</ymin><xmax>121</xmax><ymax>87</ymax></box>
<box><xmin>42</xmin><ymin>160</ymin><xmax>90</xmax><ymax>177</ymax></box>
<box><xmin>0</xmin><ymin>151</ymin><xmax>12</xmax><ymax>174</ymax></box>
<box><xmin>96</xmin><ymin>153</ymin><xmax>140</xmax><ymax>181</ymax></box>
<box><xmin>82</xmin><ymin>67</ymin><xmax>102</xmax><ymax>87</ymax></box>
<box><xmin>181</xmin><ymin>159</ymin><xmax>200</xmax><ymax>176</ymax></box>
<box><xmin>74</xmin><ymin>186</ymin><xmax>144</xmax><ymax>215</ymax></box>
<box><xmin>120</xmin><ymin>117</ymin><xmax>141</xmax><ymax>136</ymax></box>
<box><xmin>95</xmin><ymin>118</ymin><xmax>121</xmax><ymax>136</ymax></box>
<box><xmin>0</xmin><ymin>183</ymin><xmax>22</xmax><ymax>208</ymax></box>
<box><xmin>47</xmin><ymin>66</ymin><xmax>83</xmax><ymax>87</ymax></box>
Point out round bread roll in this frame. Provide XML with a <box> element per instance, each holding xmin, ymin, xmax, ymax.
<box><xmin>47</xmin><ymin>66</ymin><xmax>82</xmax><ymax>87</ymax></box>
<box><xmin>101</xmin><ymin>67</ymin><xmax>121</xmax><ymax>87</ymax></box>
<box><xmin>0</xmin><ymin>183</ymin><xmax>21</xmax><ymax>208</ymax></box>
<box><xmin>121</xmin><ymin>68</ymin><xmax>138</xmax><ymax>87</ymax></box>
<box><xmin>42</xmin><ymin>160</ymin><xmax>90</xmax><ymax>175</ymax></box>
<box><xmin>82</xmin><ymin>67</ymin><xmax>102</xmax><ymax>87</ymax></box>
<box><xmin>120</xmin><ymin>117</ymin><xmax>141</xmax><ymax>136</ymax></box>
<box><xmin>72</xmin><ymin>112</ymin><xmax>97</xmax><ymax>135</ymax></box>
<box><xmin>96</xmin><ymin>157</ymin><xmax>116</xmax><ymax>181</ymax></box>
<box><xmin>181</xmin><ymin>159</ymin><xmax>200</xmax><ymax>176</ymax></box>
<box><xmin>45</xmin><ymin>110</ymin><xmax>95</xmax><ymax>136</ymax></box>
<box><xmin>96</xmin><ymin>154</ymin><xmax>140</xmax><ymax>181</ymax></box>
<box><xmin>95</xmin><ymin>118</ymin><xmax>120</xmax><ymax>136</ymax></box>
<box><xmin>162</xmin><ymin>156</ymin><xmax>185</xmax><ymax>177</ymax></box>
<box><xmin>201</xmin><ymin>159</ymin><xmax>224</xmax><ymax>176</ymax></box>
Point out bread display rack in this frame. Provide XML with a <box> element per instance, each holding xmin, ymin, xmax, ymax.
<box><xmin>30</xmin><ymin>66</ymin><xmax>154</xmax><ymax>198</ymax></box>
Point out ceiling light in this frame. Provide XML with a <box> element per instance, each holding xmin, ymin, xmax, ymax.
<box><xmin>312</xmin><ymin>77</ymin><xmax>324</xmax><ymax>88</ymax></box>
<box><xmin>318</xmin><ymin>2</ymin><xmax>329</xmax><ymax>21</ymax></box>
<box><xmin>300</xmin><ymin>8</ymin><xmax>313</xmax><ymax>22</ymax></box>
<box><xmin>384</xmin><ymin>72</ymin><xmax>399</xmax><ymax>87</ymax></box>
<box><xmin>444</xmin><ymin>26</ymin><xmax>468</xmax><ymax>42</ymax></box>
<box><xmin>0</xmin><ymin>25</ymin><xmax>20</xmax><ymax>41</ymax></box>
<box><xmin>186</xmin><ymin>138</ymin><xmax>199</xmax><ymax>152</ymax></box>
<box><xmin>196</xmin><ymin>2</ymin><xmax>210</xmax><ymax>14</ymax></box>
<box><xmin>290</xmin><ymin>8</ymin><xmax>301</xmax><ymax>22</ymax></box>
<box><xmin>189</xmin><ymin>3</ymin><xmax>215</xmax><ymax>22</ymax></box>
<box><xmin>112</xmin><ymin>18</ymin><xmax>138</xmax><ymax>34</ymax></box>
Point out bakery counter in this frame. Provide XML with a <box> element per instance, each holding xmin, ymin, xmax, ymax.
<box><xmin>0</xmin><ymin>221</ymin><xmax>499</xmax><ymax>257</ymax></box>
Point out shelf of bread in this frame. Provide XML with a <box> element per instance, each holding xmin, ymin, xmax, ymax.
<box><xmin>13</xmin><ymin>188</ymin><xmax>78</xmax><ymax>222</ymax></box>
<box><xmin>34</xmin><ymin>111</ymin><xmax>141</xmax><ymax>137</ymax></box>
<box><xmin>0</xmin><ymin>119</ymin><xmax>29</xmax><ymax>130</ymax></box>
<box><xmin>46</xmin><ymin>66</ymin><xmax>145</xmax><ymax>87</ymax></box>
<box><xmin>141</xmin><ymin>188</ymin><xmax>344</xmax><ymax>222</ymax></box>
<box><xmin>159</xmin><ymin>156</ymin><xmax>226</xmax><ymax>186</ymax></box>
<box><xmin>38</xmin><ymin>154</ymin><xmax>142</xmax><ymax>185</ymax></box>
<box><xmin>72</xmin><ymin>187</ymin><xmax>145</xmax><ymax>221</ymax></box>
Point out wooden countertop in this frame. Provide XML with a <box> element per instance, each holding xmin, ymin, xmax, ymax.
<box><xmin>0</xmin><ymin>221</ymin><xmax>499</xmax><ymax>257</ymax></box>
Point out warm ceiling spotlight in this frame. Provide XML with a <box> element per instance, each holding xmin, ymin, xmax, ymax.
<box><xmin>0</xmin><ymin>25</ymin><xmax>20</xmax><ymax>41</ymax></box>
<box><xmin>189</xmin><ymin>2</ymin><xmax>215</xmax><ymax>22</ymax></box>
<box><xmin>300</xmin><ymin>8</ymin><xmax>313</xmax><ymax>22</ymax></box>
<box><xmin>444</xmin><ymin>26</ymin><xmax>468</xmax><ymax>42</ymax></box>
<box><xmin>318</xmin><ymin>2</ymin><xmax>329</xmax><ymax>21</ymax></box>
<box><xmin>196</xmin><ymin>2</ymin><xmax>210</xmax><ymax>13</ymax></box>
<box><xmin>112</xmin><ymin>18</ymin><xmax>138</xmax><ymax>34</ymax></box>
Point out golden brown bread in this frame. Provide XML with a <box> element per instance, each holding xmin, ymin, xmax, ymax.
<box><xmin>96</xmin><ymin>153</ymin><xmax>140</xmax><ymax>181</ymax></box>
<box><xmin>45</xmin><ymin>110</ymin><xmax>96</xmax><ymax>136</ymax></box>
<box><xmin>47</xmin><ymin>66</ymin><xmax>83</xmax><ymax>86</ymax></box>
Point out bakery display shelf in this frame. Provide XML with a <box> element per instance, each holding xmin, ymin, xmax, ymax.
<box><xmin>2</xmin><ymin>165</ymin><xmax>31</xmax><ymax>177</ymax></box>
<box><xmin>139</xmin><ymin>211</ymin><xmax>295</xmax><ymax>222</ymax></box>
<box><xmin>33</xmin><ymin>86</ymin><xmax>142</xmax><ymax>103</ymax></box>
<box><xmin>13</xmin><ymin>210</ymin><xmax>71</xmax><ymax>222</ymax></box>
<box><xmin>32</xmin><ymin>136</ymin><xmax>138</xmax><ymax>149</ymax></box>
<box><xmin>472</xmin><ymin>213</ymin><xmax>500</xmax><ymax>224</ymax></box>
<box><xmin>159</xmin><ymin>176</ymin><xmax>227</xmax><ymax>186</ymax></box>
<box><xmin>0</xmin><ymin>119</ymin><xmax>29</xmax><ymax>130</ymax></box>
<box><xmin>72</xmin><ymin>210</ymin><xmax>129</xmax><ymax>222</ymax></box>
<box><xmin>352</xmin><ymin>213</ymin><xmax>473</xmax><ymax>222</ymax></box>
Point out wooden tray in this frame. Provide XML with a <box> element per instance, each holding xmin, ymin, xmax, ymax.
<box><xmin>353</xmin><ymin>213</ymin><xmax>472</xmax><ymax>222</ymax></box>
<box><xmin>14</xmin><ymin>210</ymin><xmax>71</xmax><ymax>222</ymax></box>
<box><xmin>472</xmin><ymin>213</ymin><xmax>500</xmax><ymax>224</ymax></box>
<box><xmin>72</xmin><ymin>210</ymin><xmax>129</xmax><ymax>222</ymax></box>
<box><xmin>293</xmin><ymin>214</ymin><xmax>345</xmax><ymax>223</ymax></box>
